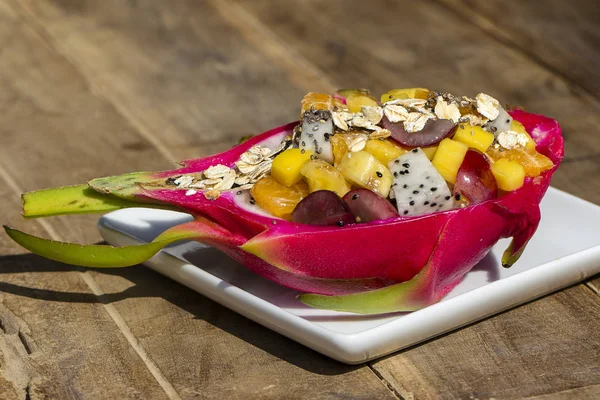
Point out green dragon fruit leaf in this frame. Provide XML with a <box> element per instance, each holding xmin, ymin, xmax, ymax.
<box><xmin>299</xmin><ymin>275</ymin><xmax>426</xmax><ymax>314</ymax></box>
<box><xmin>22</xmin><ymin>184</ymin><xmax>141</xmax><ymax>218</ymax></box>
<box><xmin>501</xmin><ymin>237</ymin><xmax>528</xmax><ymax>268</ymax></box>
<box><xmin>3</xmin><ymin>217</ymin><xmax>229</xmax><ymax>268</ymax></box>
<box><xmin>22</xmin><ymin>184</ymin><xmax>173</xmax><ymax>219</ymax></box>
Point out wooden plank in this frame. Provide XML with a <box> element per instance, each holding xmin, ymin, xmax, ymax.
<box><xmin>87</xmin><ymin>266</ymin><xmax>398</xmax><ymax>399</ymax></box>
<box><xmin>371</xmin><ymin>285</ymin><xmax>600</xmax><ymax>399</ymax></box>
<box><xmin>232</xmin><ymin>0</ymin><xmax>600</xmax><ymax>206</ymax></box>
<box><xmin>18</xmin><ymin>0</ymin><xmax>335</xmax><ymax>162</ymax></box>
<box><xmin>524</xmin><ymin>384</ymin><xmax>600</xmax><ymax>400</ymax></box>
<box><xmin>442</xmin><ymin>0</ymin><xmax>600</xmax><ymax>96</ymax></box>
<box><xmin>0</xmin><ymin>1</ymin><xmax>398</xmax><ymax>398</ymax></box>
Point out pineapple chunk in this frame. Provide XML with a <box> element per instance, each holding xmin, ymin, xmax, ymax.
<box><xmin>331</xmin><ymin>134</ymin><xmax>349</xmax><ymax>165</ymax></box>
<box><xmin>337</xmin><ymin>89</ymin><xmax>370</xmax><ymax>98</ymax></box>
<box><xmin>511</xmin><ymin>120</ymin><xmax>536</xmax><ymax>150</ymax></box>
<box><xmin>422</xmin><ymin>146</ymin><xmax>438</xmax><ymax>160</ymax></box>
<box><xmin>381</xmin><ymin>88</ymin><xmax>430</xmax><ymax>103</ymax></box>
<box><xmin>491</xmin><ymin>158</ymin><xmax>525</xmax><ymax>191</ymax></box>
<box><xmin>271</xmin><ymin>148</ymin><xmax>313</xmax><ymax>187</ymax></box>
<box><xmin>346</xmin><ymin>93</ymin><xmax>378</xmax><ymax>113</ymax></box>
<box><xmin>338</xmin><ymin>151</ymin><xmax>393</xmax><ymax>198</ymax></box>
<box><xmin>300</xmin><ymin>160</ymin><xmax>351</xmax><ymax>197</ymax></box>
<box><xmin>453</xmin><ymin>124</ymin><xmax>495</xmax><ymax>152</ymax></box>
<box><xmin>432</xmin><ymin>139</ymin><xmax>469</xmax><ymax>184</ymax></box>
<box><xmin>364</xmin><ymin>139</ymin><xmax>407</xmax><ymax>165</ymax></box>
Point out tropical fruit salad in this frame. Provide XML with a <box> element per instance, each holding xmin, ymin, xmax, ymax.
<box><xmin>171</xmin><ymin>88</ymin><xmax>554</xmax><ymax>225</ymax></box>
<box><xmin>3</xmin><ymin>87</ymin><xmax>563</xmax><ymax>314</ymax></box>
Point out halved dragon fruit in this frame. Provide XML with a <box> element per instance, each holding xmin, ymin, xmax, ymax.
<box><xmin>3</xmin><ymin>110</ymin><xmax>563</xmax><ymax>314</ymax></box>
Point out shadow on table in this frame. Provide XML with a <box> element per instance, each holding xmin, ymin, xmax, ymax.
<box><xmin>0</xmin><ymin>250</ymin><xmax>361</xmax><ymax>375</ymax></box>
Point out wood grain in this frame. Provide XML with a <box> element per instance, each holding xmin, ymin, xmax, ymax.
<box><xmin>442</xmin><ymin>0</ymin><xmax>600</xmax><ymax>96</ymax></box>
<box><xmin>18</xmin><ymin>0</ymin><xmax>333</xmax><ymax>162</ymax></box>
<box><xmin>0</xmin><ymin>1</ymin><xmax>398</xmax><ymax>398</ymax></box>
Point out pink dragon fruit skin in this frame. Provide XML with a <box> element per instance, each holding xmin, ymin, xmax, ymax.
<box><xmin>4</xmin><ymin>111</ymin><xmax>564</xmax><ymax>314</ymax></box>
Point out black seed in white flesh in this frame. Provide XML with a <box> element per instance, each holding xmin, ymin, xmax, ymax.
<box><xmin>485</xmin><ymin>106</ymin><xmax>513</xmax><ymax>136</ymax></box>
<box><xmin>300</xmin><ymin>109</ymin><xmax>334</xmax><ymax>164</ymax></box>
<box><xmin>388</xmin><ymin>148</ymin><xmax>453</xmax><ymax>216</ymax></box>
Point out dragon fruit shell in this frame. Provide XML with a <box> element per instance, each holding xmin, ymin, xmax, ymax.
<box><xmin>94</xmin><ymin>109</ymin><xmax>561</xmax><ymax>281</ymax></box>
<box><xmin>6</xmin><ymin>111</ymin><xmax>563</xmax><ymax>313</ymax></box>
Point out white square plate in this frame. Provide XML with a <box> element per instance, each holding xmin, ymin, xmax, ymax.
<box><xmin>98</xmin><ymin>187</ymin><xmax>600</xmax><ymax>364</ymax></box>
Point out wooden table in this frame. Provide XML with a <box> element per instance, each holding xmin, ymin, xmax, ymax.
<box><xmin>0</xmin><ymin>0</ymin><xmax>599</xmax><ymax>398</ymax></box>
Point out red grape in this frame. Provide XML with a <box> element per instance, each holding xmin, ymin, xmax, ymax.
<box><xmin>292</xmin><ymin>190</ymin><xmax>355</xmax><ymax>226</ymax></box>
<box><xmin>454</xmin><ymin>149</ymin><xmax>498</xmax><ymax>204</ymax></box>
<box><xmin>382</xmin><ymin>117</ymin><xmax>456</xmax><ymax>148</ymax></box>
<box><xmin>342</xmin><ymin>188</ymin><xmax>398</xmax><ymax>223</ymax></box>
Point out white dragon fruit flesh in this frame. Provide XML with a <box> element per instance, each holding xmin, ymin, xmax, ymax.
<box><xmin>389</xmin><ymin>148</ymin><xmax>453</xmax><ymax>216</ymax></box>
<box><xmin>300</xmin><ymin>109</ymin><xmax>334</xmax><ymax>164</ymax></box>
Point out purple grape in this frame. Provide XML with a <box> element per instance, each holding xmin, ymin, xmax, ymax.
<box><xmin>381</xmin><ymin>117</ymin><xmax>456</xmax><ymax>148</ymax></box>
<box><xmin>343</xmin><ymin>188</ymin><xmax>398</xmax><ymax>223</ymax></box>
<box><xmin>292</xmin><ymin>190</ymin><xmax>355</xmax><ymax>226</ymax></box>
<box><xmin>453</xmin><ymin>149</ymin><xmax>498</xmax><ymax>204</ymax></box>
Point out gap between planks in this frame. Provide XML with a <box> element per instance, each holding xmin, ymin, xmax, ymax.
<box><xmin>367</xmin><ymin>364</ymin><xmax>406</xmax><ymax>400</ymax></box>
<box><xmin>0</xmin><ymin>145</ymin><xmax>182</xmax><ymax>399</ymax></box>
<box><xmin>585</xmin><ymin>280</ymin><xmax>600</xmax><ymax>297</ymax></box>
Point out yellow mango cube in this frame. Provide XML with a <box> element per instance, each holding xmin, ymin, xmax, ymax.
<box><xmin>300</xmin><ymin>159</ymin><xmax>351</xmax><ymax>197</ymax></box>
<box><xmin>364</xmin><ymin>139</ymin><xmax>407</xmax><ymax>166</ymax></box>
<box><xmin>432</xmin><ymin>139</ymin><xmax>469</xmax><ymax>184</ymax></box>
<box><xmin>491</xmin><ymin>158</ymin><xmax>526</xmax><ymax>191</ymax></box>
<box><xmin>337</xmin><ymin>151</ymin><xmax>393</xmax><ymax>198</ymax></box>
<box><xmin>346</xmin><ymin>94</ymin><xmax>378</xmax><ymax>113</ymax></box>
<box><xmin>380</xmin><ymin>88</ymin><xmax>430</xmax><ymax>103</ymax></box>
<box><xmin>250</xmin><ymin>177</ymin><xmax>309</xmax><ymax>220</ymax></box>
<box><xmin>271</xmin><ymin>148</ymin><xmax>313</xmax><ymax>187</ymax></box>
<box><xmin>453</xmin><ymin>124</ymin><xmax>495</xmax><ymax>152</ymax></box>
<box><xmin>511</xmin><ymin>120</ymin><xmax>536</xmax><ymax>150</ymax></box>
<box><xmin>421</xmin><ymin>146</ymin><xmax>438</xmax><ymax>160</ymax></box>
